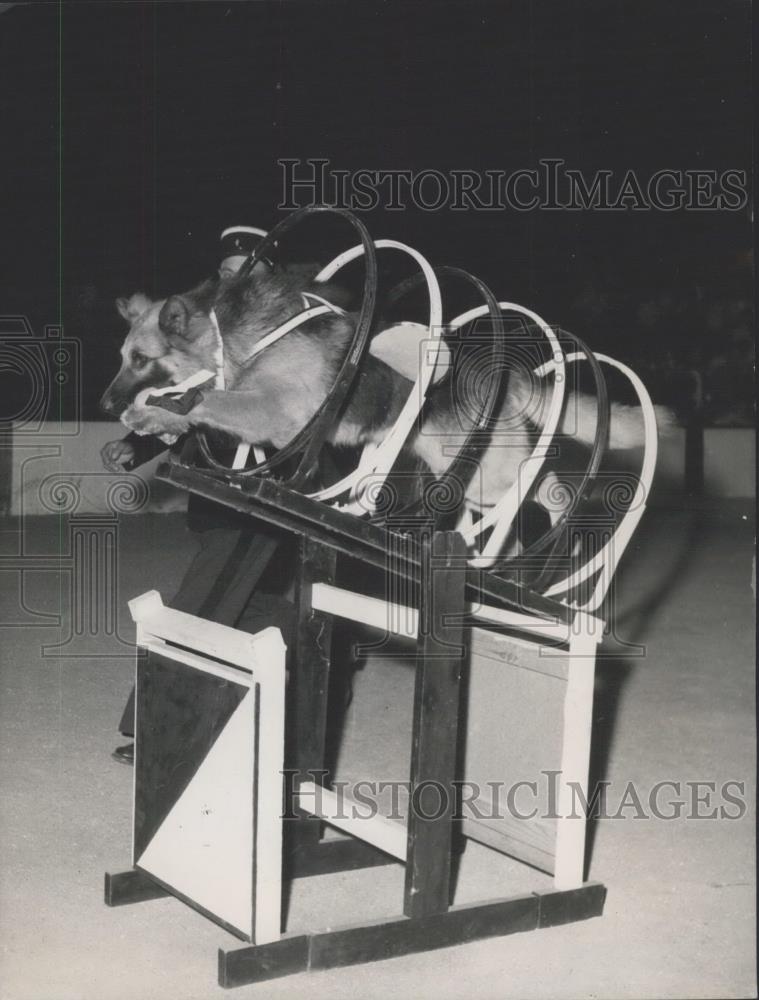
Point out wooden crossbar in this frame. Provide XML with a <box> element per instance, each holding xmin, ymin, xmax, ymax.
<box><xmin>310</xmin><ymin>581</ymin><xmax>587</xmax><ymax>643</ymax></box>
<box><xmin>296</xmin><ymin>781</ymin><xmax>407</xmax><ymax>861</ymax></box>
<box><xmin>157</xmin><ymin>461</ymin><xmax>574</xmax><ymax>626</ymax></box>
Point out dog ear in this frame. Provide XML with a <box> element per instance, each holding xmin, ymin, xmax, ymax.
<box><xmin>116</xmin><ymin>293</ymin><xmax>152</xmax><ymax>322</ymax></box>
<box><xmin>182</xmin><ymin>277</ymin><xmax>218</xmax><ymax>316</ymax></box>
<box><xmin>159</xmin><ymin>295</ymin><xmax>190</xmax><ymax>338</ymax></box>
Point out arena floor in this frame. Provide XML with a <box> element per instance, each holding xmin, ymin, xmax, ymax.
<box><xmin>0</xmin><ymin>500</ymin><xmax>755</xmax><ymax>1000</ymax></box>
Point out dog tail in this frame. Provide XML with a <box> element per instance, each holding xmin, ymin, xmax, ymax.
<box><xmin>560</xmin><ymin>392</ymin><xmax>676</xmax><ymax>449</ymax></box>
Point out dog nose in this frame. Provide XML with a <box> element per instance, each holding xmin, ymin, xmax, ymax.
<box><xmin>100</xmin><ymin>392</ymin><xmax>118</xmax><ymax>416</ymax></box>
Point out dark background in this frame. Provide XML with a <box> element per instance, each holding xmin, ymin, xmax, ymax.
<box><xmin>0</xmin><ymin>0</ymin><xmax>753</xmax><ymax>421</ymax></box>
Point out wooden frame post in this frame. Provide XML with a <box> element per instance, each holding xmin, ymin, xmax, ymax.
<box><xmin>284</xmin><ymin>534</ymin><xmax>396</xmax><ymax>878</ymax></box>
<box><xmin>553</xmin><ymin>612</ymin><xmax>602</xmax><ymax>890</ymax></box>
<box><xmin>404</xmin><ymin>530</ymin><xmax>467</xmax><ymax>918</ymax></box>
<box><xmin>284</xmin><ymin>535</ymin><xmax>336</xmax><ymax>858</ymax></box>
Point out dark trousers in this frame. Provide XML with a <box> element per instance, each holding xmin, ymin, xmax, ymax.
<box><xmin>119</xmin><ymin>524</ymin><xmax>295</xmax><ymax>737</ymax></box>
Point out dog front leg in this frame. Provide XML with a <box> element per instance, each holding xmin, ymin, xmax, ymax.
<box><xmin>188</xmin><ymin>389</ymin><xmax>308</xmax><ymax>449</ymax></box>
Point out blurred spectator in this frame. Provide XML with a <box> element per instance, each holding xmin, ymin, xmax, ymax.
<box><xmin>703</xmin><ymin>327</ymin><xmax>754</xmax><ymax>427</ymax></box>
<box><xmin>569</xmin><ymin>260</ymin><xmax>753</xmax><ymax>427</ymax></box>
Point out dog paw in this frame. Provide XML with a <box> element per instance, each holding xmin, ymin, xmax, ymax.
<box><xmin>120</xmin><ymin>401</ymin><xmax>189</xmax><ymax>439</ymax></box>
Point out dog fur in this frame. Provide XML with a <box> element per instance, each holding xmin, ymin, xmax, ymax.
<box><xmin>103</xmin><ymin>267</ymin><xmax>669</xmax><ymax>512</ymax></box>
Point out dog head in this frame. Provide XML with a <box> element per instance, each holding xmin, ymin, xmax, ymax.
<box><xmin>100</xmin><ymin>283</ymin><xmax>220</xmax><ymax>417</ymax></box>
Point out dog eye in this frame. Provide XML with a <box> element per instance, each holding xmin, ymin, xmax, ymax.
<box><xmin>131</xmin><ymin>352</ymin><xmax>150</xmax><ymax>369</ymax></box>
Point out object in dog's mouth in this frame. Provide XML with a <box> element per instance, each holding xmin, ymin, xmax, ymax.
<box><xmin>122</xmin><ymin>369</ymin><xmax>216</xmax><ymax>444</ymax></box>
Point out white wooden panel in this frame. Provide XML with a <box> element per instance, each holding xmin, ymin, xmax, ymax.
<box><xmin>129</xmin><ymin>590</ymin><xmax>285</xmax><ymax>674</ymax></box>
<box><xmin>130</xmin><ymin>592</ymin><xmax>286</xmax><ymax>944</ymax></box>
<box><xmin>137</xmin><ymin>689</ymin><xmax>256</xmax><ymax>937</ymax></box>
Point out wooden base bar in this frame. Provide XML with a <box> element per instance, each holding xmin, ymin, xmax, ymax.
<box><xmin>218</xmin><ymin>883</ymin><xmax>606</xmax><ymax>988</ymax></box>
<box><xmin>219</xmin><ymin>934</ymin><xmax>310</xmax><ymax>988</ymax></box>
<box><xmin>538</xmin><ymin>882</ymin><xmax>607</xmax><ymax>927</ymax></box>
<box><xmin>104</xmin><ymin>869</ymin><xmax>172</xmax><ymax>907</ymax></box>
<box><xmin>106</xmin><ymin>869</ymin><xmax>606</xmax><ymax>988</ymax></box>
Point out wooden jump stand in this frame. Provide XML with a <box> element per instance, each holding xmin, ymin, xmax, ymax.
<box><xmin>105</xmin><ymin>453</ymin><xmax>607</xmax><ymax>988</ymax></box>
<box><xmin>103</xmin><ymin>211</ymin><xmax>664</xmax><ymax>986</ymax></box>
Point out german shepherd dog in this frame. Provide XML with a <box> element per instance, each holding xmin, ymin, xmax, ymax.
<box><xmin>102</xmin><ymin>266</ymin><xmax>668</xmax><ymax>517</ymax></box>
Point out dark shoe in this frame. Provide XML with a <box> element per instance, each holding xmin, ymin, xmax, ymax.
<box><xmin>112</xmin><ymin>742</ymin><xmax>134</xmax><ymax>766</ymax></box>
